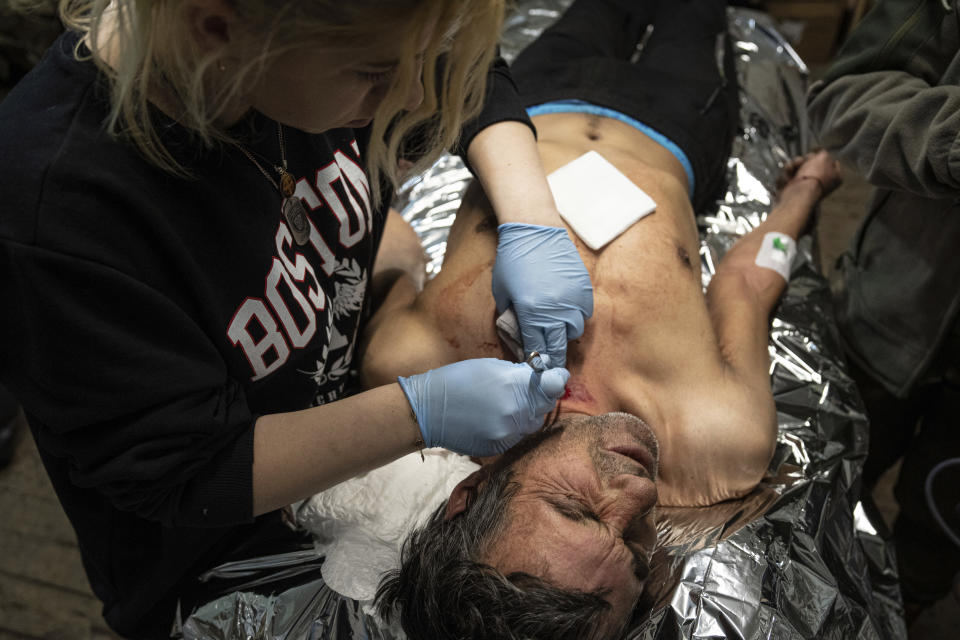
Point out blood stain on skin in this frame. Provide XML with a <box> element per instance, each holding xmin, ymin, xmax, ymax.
<box><xmin>434</xmin><ymin>263</ymin><xmax>487</xmax><ymax>354</ymax></box>
<box><xmin>563</xmin><ymin>379</ymin><xmax>595</xmax><ymax>404</ymax></box>
<box><xmin>480</xmin><ymin>341</ymin><xmax>506</xmax><ymax>358</ymax></box>
<box><xmin>437</xmin><ymin>264</ymin><xmax>486</xmax><ymax>306</ymax></box>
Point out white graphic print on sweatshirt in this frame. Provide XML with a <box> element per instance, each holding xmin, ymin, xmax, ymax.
<box><xmin>226</xmin><ymin>139</ymin><xmax>373</xmax><ymax>403</ymax></box>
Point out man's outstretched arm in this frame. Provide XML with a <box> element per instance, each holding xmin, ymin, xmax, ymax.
<box><xmin>706</xmin><ymin>151</ymin><xmax>842</xmax><ymax>388</ymax></box>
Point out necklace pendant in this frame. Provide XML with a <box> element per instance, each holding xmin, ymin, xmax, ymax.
<box><xmin>283</xmin><ymin>196</ymin><xmax>311</xmax><ymax>245</ymax></box>
<box><xmin>279</xmin><ymin>170</ymin><xmax>296</xmax><ymax>197</ymax></box>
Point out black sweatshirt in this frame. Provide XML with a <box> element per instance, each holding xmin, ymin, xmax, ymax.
<box><xmin>0</xmin><ymin>31</ymin><xmax>531</xmax><ymax>638</ymax></box>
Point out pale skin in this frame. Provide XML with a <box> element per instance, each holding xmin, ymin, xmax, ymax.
<box><xmin>94</xmin><ymin>0</ymin><xmax>577</xmax><ymax>516</ymax></box>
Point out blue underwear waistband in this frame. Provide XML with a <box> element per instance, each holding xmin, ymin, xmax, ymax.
<box><xmin>526</xmin><ymin>99</ymin><xmax>695</xmax><ymax>198</ymax></box>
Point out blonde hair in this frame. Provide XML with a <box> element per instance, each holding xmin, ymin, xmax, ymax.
<box><xmin>57</xmin><ymin>0</ymin><xmax>505</xmax><ymax>205</ymax></box>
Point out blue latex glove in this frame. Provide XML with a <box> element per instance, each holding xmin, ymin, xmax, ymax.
<box><xmin>398</xmin><ymin>358</ymin><xmax>570</xmax><ymax>457</ymax></box>
<box><xmin>492</xmin><ymin>223</ymin><xmax>594</xmax><ymax>368</ymax></box>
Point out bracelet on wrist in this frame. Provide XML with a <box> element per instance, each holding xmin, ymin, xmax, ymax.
<box><xmin>410</xmin><ymin>410</ymin><xmax>426</xmax><ymax>461</ymax></box>
<box><xmin>795</xmin><ymin>175</ymin><xmax>826</xmax><ymax>198</ymax></box>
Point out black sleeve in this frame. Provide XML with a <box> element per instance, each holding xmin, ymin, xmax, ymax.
<box><xmin>452</xmin><ymin>53</ymin><xmax>536</xmax><ymax>171</ymax></box>
<box><xmin>0</xmin><ymin>241</ymin><xmax>257</xmax><ymax>528</ymax></box>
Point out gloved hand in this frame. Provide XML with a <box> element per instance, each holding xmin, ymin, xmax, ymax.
<box><xmin>398</xmin><ymin>358</ymin><xmax>570</xmax><ymax>457</ymax></box>
<box><xmin>492</xmin><ymin>223</ymin><xmax>594</xmax><ymax>368</ymax></box>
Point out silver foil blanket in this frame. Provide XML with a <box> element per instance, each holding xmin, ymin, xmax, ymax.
<box><xmin>180</xmin><ymin>4</ymin><xmax>906</xmax><ymax>639</ymax></box>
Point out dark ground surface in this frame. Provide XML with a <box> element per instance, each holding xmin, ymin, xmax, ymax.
<box><xmin>0</xmin><ymin>5</ymin><xmax>958</xmax><ymax>639</ymax></box>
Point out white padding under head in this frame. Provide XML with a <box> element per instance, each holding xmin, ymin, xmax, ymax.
<box><xmin>548</xmin><ymin>150</ymin><xmax>657</xmax><ymax>251</ymax></box>
<box><xmin>754</xmin><ymin>232</ymin><xmax>796</xmax><ymax>281</ymax></box>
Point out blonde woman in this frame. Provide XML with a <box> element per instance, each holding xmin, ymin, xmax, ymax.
<box><xmin>0</xmin><ymin>0</ymin><xmax>593</xmax><ymax>636</ymax></box>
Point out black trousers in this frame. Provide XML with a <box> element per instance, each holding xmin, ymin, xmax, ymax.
<box><xmin>0</xmin><ymin>383</ymin><xmax>20</xmax><ymax>468</ymax></box>
<box><xmin>0</xmin><ymin>384</ymin><xmax>16</xmax><ymax>422</ymax></box>
<box><xmin>509</xmin><ymin>0</ymin><xmax>739</xmax><ymax>212</ymax></box>
<box><xmin>852</xmin><ymin>339</ymin><xmax>960</xmax><ymax>605</ymax></box>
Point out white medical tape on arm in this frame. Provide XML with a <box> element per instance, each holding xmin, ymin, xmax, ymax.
<box><xmin>754</xmin><ymin>232</ymin><xmax>796</xmax><ymax>281</ymax></box>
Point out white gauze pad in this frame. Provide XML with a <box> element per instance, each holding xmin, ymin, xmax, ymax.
<box><xmin>547</xmin><ymin>150</ymin><xmax>657</xmax><ymax>251</ymax></box>
<box><xmin>754</xmin><ymin>232</ymin><xmax>797</xmax><ymax>281</ymax></box>
<box><xmin>495</xmin><ymin>307</ymin><xmax>524</xmax><ymax>361</ymax></box>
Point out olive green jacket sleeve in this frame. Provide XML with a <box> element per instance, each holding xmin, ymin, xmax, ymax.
<box><xmin>806</xmin><ymin>0</ymin><xmax>960</xmax><ymax>397</ymax></box>
<box><xmin>808</xmin><ymin>0</ymin><xmax>960</xmax><ymax>199</ymax></box>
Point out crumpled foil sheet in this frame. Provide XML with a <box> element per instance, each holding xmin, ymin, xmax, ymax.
<box><xmin>179</xmin><ymin>4</ymin><xmax>906</xmax><ymax>639</ymax></box>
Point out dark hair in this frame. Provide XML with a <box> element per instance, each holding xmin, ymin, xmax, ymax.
<box><xmin>375</xmin><ymin>466</ymin><xmax>617</xmax><ymax>640</ymax></box>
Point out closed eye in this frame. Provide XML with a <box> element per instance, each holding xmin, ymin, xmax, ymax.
<box><xmin>547</xmin><ymin>496</ymin><xmax>602</xmax><ymax>524</ymax></box>
<box><xmin>356</xmin><ymin>53</ymin><xmax>425</xmax><ymax>85</ymax></box>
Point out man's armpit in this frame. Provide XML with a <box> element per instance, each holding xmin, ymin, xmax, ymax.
<box><xmin>370</xmin><ymin>209</ymin><xmax>428</xmax><ymax>306</ymax></box>
<box><xmin>705</xmin><ymin>388</ymin><xmax>777</xmax><ymax>493</ymax></box>
<box><xmin>659</xmin><ymin>388</ymin><xmax>777</xmax><ymax>507</ymax></box>
<box><xmin>359</xmin><ymin>307</ymin><xmax>448</xmax><ymax>389</ymax></box>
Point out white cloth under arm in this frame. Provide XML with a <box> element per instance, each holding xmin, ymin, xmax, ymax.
<box><xmin>295</xmin><ymin>449</ymin><xmax>479</xmax><ymax>602</ymax></box>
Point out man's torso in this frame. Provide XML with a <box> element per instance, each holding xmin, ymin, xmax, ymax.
<box><xmin>363</xmin><ymin>113</ymin><xmax>774</xmax><ymax>505</ymax></box>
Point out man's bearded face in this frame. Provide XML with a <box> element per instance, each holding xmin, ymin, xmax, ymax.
<box><xmin>483</xmin><ymin>412</ymin><xmax>660</xmax><ymax>636</ymax></box>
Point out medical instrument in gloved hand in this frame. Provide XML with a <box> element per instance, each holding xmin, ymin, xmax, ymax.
<box><xmin>398</xmin><ymin>358</ymin><xmax>569</xmax><ymax>457</ymax></box>
<box><xmin>526</xmin><ymin>350</ymin><xmax>549</xmax><ymax>373</ymax></box>
<box><xmin>492</xmin><ymin>223</ymin><xmax>593</xmax><ymax>369</ymax></box>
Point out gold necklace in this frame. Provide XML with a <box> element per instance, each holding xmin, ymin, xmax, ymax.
<box><xmin>236</xmin><ymin>124</ymin><xmax>311</xmax><ymax>245</ymax></box>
